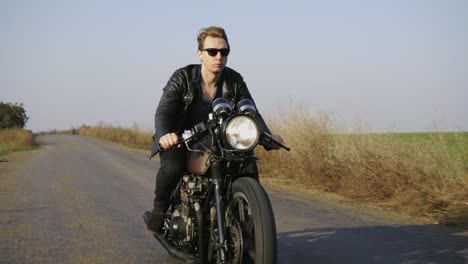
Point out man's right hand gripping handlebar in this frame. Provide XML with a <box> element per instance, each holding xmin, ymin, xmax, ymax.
<box><xmin>159</xmin><ymin>133</ymin><xmax>182</xmax><ymax>150</ymax></box>
<box><xmin>149</xmin><ymin>133</ymin><xmax>184</xmax><ymax>159</ymax></box>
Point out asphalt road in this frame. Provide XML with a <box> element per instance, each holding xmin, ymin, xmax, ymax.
<box><xmin>1</xmin><ymin>135</ymin><xmax>467</xmax><ymax>264</ymax></box>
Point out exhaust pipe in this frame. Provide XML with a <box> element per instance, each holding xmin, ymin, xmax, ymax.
<box><xmin>143</xmin><ymin>211</ymin><xmax>198</xmax><ymax>263</ymax></box>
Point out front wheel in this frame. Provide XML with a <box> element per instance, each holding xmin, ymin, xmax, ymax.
<box><xmin>226</xmin><ymin>177</ymin><xmax>277</xmax><ymax>264</ymax></box>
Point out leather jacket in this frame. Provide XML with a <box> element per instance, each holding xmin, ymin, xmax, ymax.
<box><xmin>151</xmin><ymin>64</ymin><xmax>271</xmax><ymax>157</ymax></box>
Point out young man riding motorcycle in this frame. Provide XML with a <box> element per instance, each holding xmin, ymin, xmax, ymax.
<box><xmin>146</xmin><ymin>26</ymin><xmax>284</xmax><ymax>234</ymax></box>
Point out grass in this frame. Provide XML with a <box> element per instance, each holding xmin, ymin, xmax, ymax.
<box><xmin>256</xmin><ymin>109</ymin><xmax>467</xmax><ymax>225</ymax></box>
<box><xmin>0</xmin><ymin>128</ymin><xmax>35</xmax><ymax>157</ymax></box>
<box><xmin>70</xmin><ymin>111</ymin><xmax>467</xmax><ymax>225</ymax></box>
<box><xmin>78</xmin><ymin>123</ymin><xmax>154</xmax><ymax>150</ymax></box>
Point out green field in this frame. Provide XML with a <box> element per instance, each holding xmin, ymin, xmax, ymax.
<box><xmin>391</xmin><ymin>132</ymin><xmax>467</xmax><ymax>156</ymax></box>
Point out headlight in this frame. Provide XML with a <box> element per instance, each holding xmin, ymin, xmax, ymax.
<box><xmin>225</xmin><ymin>115</ymin><xmax>259</xmax><ymax>150</ymax></box>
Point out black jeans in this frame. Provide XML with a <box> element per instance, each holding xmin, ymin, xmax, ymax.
<box><xmin>153</xmin><ymin>146</ymin><xmax>186</xmax><ymax>212</ymax></box>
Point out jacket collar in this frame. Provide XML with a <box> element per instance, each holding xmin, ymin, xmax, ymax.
<box><xmin>186</xmin><ymin>64</ymin><xmax>232</xmax><ymax>107</ymax></box>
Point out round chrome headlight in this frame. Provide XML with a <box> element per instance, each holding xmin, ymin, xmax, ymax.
<box><xmin>225</xmin><ymin>115</ymin><xmax>259</xmax><ymax>150</ymax></box>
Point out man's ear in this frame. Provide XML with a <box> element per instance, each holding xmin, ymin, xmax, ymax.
<box><xmin>197</xmin><ymin>50</ymin><xmax>203</xmax><ymax>61</ymax></box>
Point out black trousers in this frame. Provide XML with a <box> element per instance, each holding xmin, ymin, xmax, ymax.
<box><xmin>153</xmin><ymin>146</ymin><xmax>186</xmax><ymax>212</ymax></box>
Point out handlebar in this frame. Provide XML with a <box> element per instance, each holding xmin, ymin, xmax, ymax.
<box><xmin>149</xmin><ymin>124</ymin><xmax>290</xmax><ymax>160</ymax></box>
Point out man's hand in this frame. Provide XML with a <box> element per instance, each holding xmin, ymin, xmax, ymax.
<box><xmin>270</xmin><ymin>134</ymin><xmax>284</xmax><ymax>150</ymax></box>
<box><xmin>159</xmin><ymin>133</ymin><xmax>180</xmax><ymax>149</ymax></box>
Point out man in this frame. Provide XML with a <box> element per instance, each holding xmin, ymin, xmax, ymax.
<box><xmin>146</xmin><ymin>26</ymin><xmax>283</xmax><ymax>233</ymax></box>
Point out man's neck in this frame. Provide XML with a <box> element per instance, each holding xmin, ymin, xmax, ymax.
<box><xmin>201</xmin><ymin>67</ymin><xmax>221</xmax><ymax>88</ymax></box>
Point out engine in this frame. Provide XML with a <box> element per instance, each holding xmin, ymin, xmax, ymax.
<box><xmin>169</xmin><ymin>174</ymin><xmax>208</xmax><ymax>247</ymax></box>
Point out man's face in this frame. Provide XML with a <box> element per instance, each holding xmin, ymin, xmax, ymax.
<box><xmin>198</xmin><ymin>36</ymin><xmax>229</xmax><ymax>74</ymax></box>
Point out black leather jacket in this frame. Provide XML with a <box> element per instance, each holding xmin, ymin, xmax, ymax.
<box><xmin>151</xmin><ymin>64</ymin><xmax>271</xmax><ymax>156</ymax></box>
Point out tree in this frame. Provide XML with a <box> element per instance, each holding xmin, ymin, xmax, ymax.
<box><xmin>0</xmin><ymin>102</ymin><xmax>29</xmax><ymax>129</ymax></box>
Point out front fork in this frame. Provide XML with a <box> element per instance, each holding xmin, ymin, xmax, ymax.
<box><xmin>211</xmin><ymin>161</ymin><xmax>228</xmax><ymax>263</ymax></box>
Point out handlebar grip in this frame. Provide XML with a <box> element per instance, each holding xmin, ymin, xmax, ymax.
<box><xmin>149</xmin><ymin>137</ymin><xmax>184</xmax><ymax>160</ymax></box>
<box><xmin>261</xmin><ymin>132</ymin><xmax>290</xmax><ymax>151</ymax></box>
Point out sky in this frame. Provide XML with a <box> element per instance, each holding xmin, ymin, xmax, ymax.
<box><xmin>1</xmin><ymin>0</ymin><xmax>467</xmax><ymax>133</ymax></box>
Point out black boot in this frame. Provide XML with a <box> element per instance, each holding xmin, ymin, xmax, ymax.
<box><xmin>144</xmin><ymin>209</ymin><xmax>164</xmax><ymax>234</ymax></box>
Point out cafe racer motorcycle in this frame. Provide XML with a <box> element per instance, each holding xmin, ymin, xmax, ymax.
<box><xmin>144</xmin><ymin>98</ymin><xmax>289</xmax><ymax>264</ymax></box>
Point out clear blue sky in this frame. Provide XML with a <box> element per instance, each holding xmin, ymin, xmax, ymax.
<box><xmin>1</xmin><ymin>0</ymin><xmax>467</xmax><ymax>132</ymax></box>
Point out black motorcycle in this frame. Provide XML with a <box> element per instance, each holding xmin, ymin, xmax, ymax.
<box><xmin>144</xmin><ymin>98</ymin><xmax>289</xmax><ymax>264</ymax></box>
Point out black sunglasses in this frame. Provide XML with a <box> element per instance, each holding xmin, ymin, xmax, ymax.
<box><xmin>201</xmin><ymin>48</ymin><xmax>230</xmax><ymax>57</ymax></box>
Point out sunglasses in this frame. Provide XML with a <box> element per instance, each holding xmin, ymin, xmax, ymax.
<box><xmin>201</xmin><ymin>48</ymin><xmax>230</xmax><ymax>57</ymax></box>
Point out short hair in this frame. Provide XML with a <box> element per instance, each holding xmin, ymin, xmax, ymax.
<box><xmin>197</xmin><ymin>26</ymin><xmax>230</xmax><ymax>50</ymax></box>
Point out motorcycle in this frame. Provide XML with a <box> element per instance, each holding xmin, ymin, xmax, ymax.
<box><xmin>143</xmin><ymin>98</ymin><xmax>290</xmax><ymax>264</ymax></box>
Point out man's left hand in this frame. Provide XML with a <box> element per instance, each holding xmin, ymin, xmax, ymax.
<box><xmin>270</xmin><ymin>134</ymin><xmax>284</xmax><ymax>150</ymax></box>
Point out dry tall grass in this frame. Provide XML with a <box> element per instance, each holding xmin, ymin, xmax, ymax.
<box><xmin>0</xmin><ymin>128</ymin><xmax>35</xmax><ymax>156</ymax></box>
<box><xmin>256</xmin><ymin>108</ymin><xmax>468</xmax><ymax>225</ymax></box>
<box><xmin>78</xmin><ymin>123</ymin><xmax>153</xmax><ymax>149</ymax></box>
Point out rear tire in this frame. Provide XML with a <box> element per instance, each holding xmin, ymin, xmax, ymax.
<box><xmin>227</xmin><ymin>177</ymin><xmax>277</xmax><ymax>264</ymax></box>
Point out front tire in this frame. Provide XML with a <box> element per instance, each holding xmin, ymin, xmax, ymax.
<box><xmin>227</xmin><ymin>177</ymin><xmax>277</xmax><ymax>264</ymax></box>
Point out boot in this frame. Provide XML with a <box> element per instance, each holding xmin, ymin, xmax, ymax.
<box><xmin>145</xmin><ymin>209</ymin><xmax>165</xmax><ymax>234</ymax></box>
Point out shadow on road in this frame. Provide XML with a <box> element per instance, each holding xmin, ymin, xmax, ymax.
<box><xmin>277</xmin><ymin>225</ymin><xmax>467</xmax><ymax>264</ymax></box>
